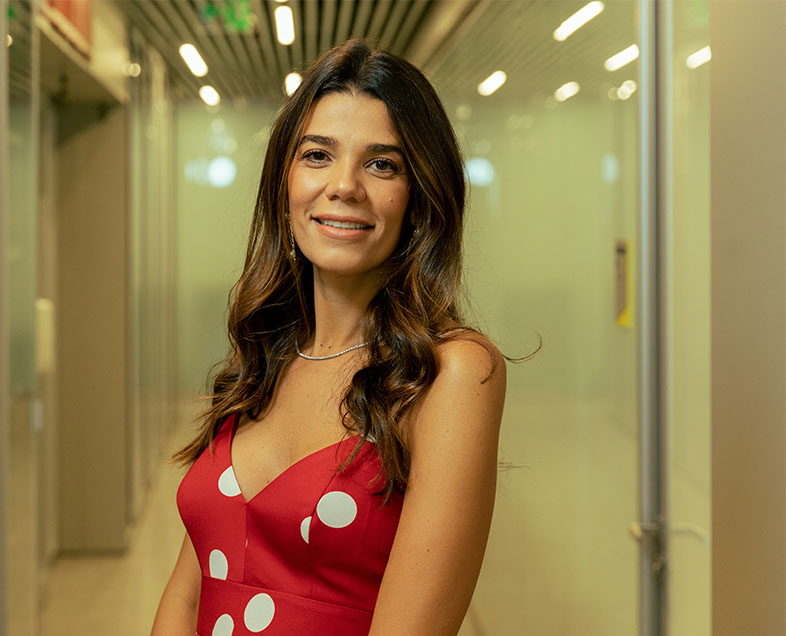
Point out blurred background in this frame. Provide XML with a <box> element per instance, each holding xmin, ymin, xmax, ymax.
<box><xmin>1</xmin><ymin>1</ymin><xmax>783</xmax><ymax>635</ymax></box>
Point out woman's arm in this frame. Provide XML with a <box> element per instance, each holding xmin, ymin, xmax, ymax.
<box><xmin>368</xmin><ymin>337</ymin><xmax>507</xmax><ymax>636</ymax></box>
<box><xmin>150</xmin><ymin>532</ymin><xmax>202</xmax><ymax>636</ymax></box>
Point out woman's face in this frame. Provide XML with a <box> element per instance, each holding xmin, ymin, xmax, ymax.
<box><xmin>287</xmin><ymin>91</ymin><xmax>410</xmax><ymax>283</ymax></box>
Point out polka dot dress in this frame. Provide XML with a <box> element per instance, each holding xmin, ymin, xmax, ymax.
<box><xmin>177</xmin><ymin>413</ymin><xmax>403</xmax><ymax>635</ymax></box>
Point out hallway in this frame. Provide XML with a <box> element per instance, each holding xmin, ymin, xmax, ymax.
<box><xmin>3</xmin><ymin>1</ymin><xmax>786</xmax><ymax>635</ymax></box>
<box><xmin>39</xmin><ymin>414</ymin><xmax>189</xmax><ymax>636</ymax></box>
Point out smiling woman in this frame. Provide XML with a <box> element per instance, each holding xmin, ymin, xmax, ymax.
<box><xmin>288</xmin><ymin>92</ymin><xmax>410</xmax><ymax>281</ymax></box>
<box><xmin>152</xmin><ymin>38</ymin><xmax>518</xmax><ymax>636</ymax></box>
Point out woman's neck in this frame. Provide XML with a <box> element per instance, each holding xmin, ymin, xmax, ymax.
<box><xmin>307</xmin><ymin>268</ymin><xmax>381</xmax><ymax>355</ymax></box>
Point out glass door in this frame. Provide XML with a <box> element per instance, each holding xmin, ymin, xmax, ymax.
<box><xmin>3</xmin><ymin>1</ymin><xmax>41</xmax><ymax>635</ymax></box>
<box><xmin>427</xmin><ymin>1</ymin><xmax>647</xmax><ymax>633</ymax></box>
<box><xmin>665</xmin><ymin>0</ymin><xmax>711</xmax><ymax>634</ymax></box>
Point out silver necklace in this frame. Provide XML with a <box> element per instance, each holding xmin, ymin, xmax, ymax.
<box><xmin>295</xmin><ymin>339</ymin><xmax>369</xmax><ymax>360</ymax></box>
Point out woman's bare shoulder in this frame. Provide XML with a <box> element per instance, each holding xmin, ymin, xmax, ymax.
<box><xmin>400</xmin><ymin>330</ymin><xmax>506</xmax><ymax>450</ymax></box>
<box><xmin>436</xmin><ymin>329</ymin><xmax>506</xmax><ymax>388</ymax></box>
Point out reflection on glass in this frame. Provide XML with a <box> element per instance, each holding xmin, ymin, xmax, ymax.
<box><xmin>426</xmin><ymin>1</ymin><xmax>640</xmax><ymax>633</ymax></box>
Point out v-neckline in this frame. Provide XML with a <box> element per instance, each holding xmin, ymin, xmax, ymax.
<box><xmin>227</xmin><ymin>413</ymin><xmax>362</xmax><ymax>505</ymax></box>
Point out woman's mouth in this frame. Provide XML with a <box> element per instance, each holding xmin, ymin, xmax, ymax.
<box><xmin>315</xmin><ymin>218</ymin><xmax>373</xmax><ymax>230</ymax></box>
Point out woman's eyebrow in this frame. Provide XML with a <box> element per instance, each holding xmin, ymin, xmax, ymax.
<box><xmin>298</xmin><ymin>135</ymin><xmax>402</xmax><ymax>156</ymax></box>
<box><xmin>366</xmin><ymin>143</ymin><xmax>403</xmax><ymax>156</ymax></box>
<box><xmin>299</xmin><ymin>134</ymin><xmax>336</xmax><ymax>147</ymax></box>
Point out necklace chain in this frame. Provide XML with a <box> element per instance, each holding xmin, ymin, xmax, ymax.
<box><xmin>295</xmin><ymin>339</ymin><xmax>369</xmax><ymax>360</ymax></box>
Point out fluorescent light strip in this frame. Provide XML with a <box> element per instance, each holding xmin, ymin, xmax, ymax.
<box><xmin>179</xmin><ymin>43</ymin><xmax>208</xmax><ymax>77</ymax></box>
<box><xmin>199</xmin><ymin>85</ymin><xmax>221</xmax><ymax>106</ymax></box>
<box><xmin>275</xmin><ymin>6</ymin><xmax>295</xmax><ymax>45</ymax></box>
<box><xmin>553</xmin><ymin>1</ymin><xmax>605</xmax><ymax>42</ymax></box>
<box><xmin>477</xmin><ymin>71</ymin><xmax>507</xmax><ymax>96</ymax></box>
<box><xmin>555</xmin><ymin>81</ymin><xmax>580</xmax><ymax>102</ymax></box>
<box><xmin>284</xmin><ymin>72</ymin><xmax>302</xmax><ymax>96</ymax></box>
<box><xmin>686</xmin><ymin>45</ymin><xmax>711</xmax><ymax>69</ymax></box>
<box><xmin>604</xmin><ymin>44</ymin><xmax>639</xmax><ymax>72</ymax></box>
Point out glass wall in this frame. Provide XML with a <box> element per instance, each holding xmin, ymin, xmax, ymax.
<box><xmin>175</xmin><ymin>101</ymin><xmax>276</xmax><ymax>400</ymax></box>
<box><xmin>128</xmin><ymin>26</ymin><xmax>179</xmax><ymax>522</ymax></box>
<box><xmin>4</xmin><ymin>1</ymin><xmax>41</xmax><ymax>635</ymax></box>
<box><xmin>668</xmin><ymin>1</ymin><xmax>711</xmax><ymax>634</ymax></box>
<box><xmin>429</xmin><ymin>2</ymin><xmax>640</xmax><ymax>633</ymax></box>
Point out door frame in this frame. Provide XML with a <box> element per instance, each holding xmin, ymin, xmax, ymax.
<box><xmin>638</xmin><ymin>0</ymin><xmax>671</xmax><ymax>634</ymax></box>
<box><xmin>0</xmin><ymin>0</ymin><xmax>9</xmax><ymax>633</ymax></box>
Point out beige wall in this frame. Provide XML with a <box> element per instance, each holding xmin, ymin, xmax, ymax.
<box><xmin>56</xmin><ymin>104</ymin><xmax>128</xmax><ymax>552</ymax></box>
<box><xmin>710</xmin><ymin>2</ymin><xmax>786</xmax><ymax>635</ymax></box>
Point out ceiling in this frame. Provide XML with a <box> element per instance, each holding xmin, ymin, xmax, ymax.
<box><xmin>7</xmin><ymin>0</ymin><xmax>710</xmax><ymax>106</ymax></box>
<box><xmin>117</xmin><ymin>0</ymin><xmax>486</xmax><ymax>102</ymax></box>
<box><xmin>430</xmin><ymin>0</ymin><xmax>638</xmax><ymax>103</ymax></box>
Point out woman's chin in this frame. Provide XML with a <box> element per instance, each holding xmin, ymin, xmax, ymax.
<box><xmin>308</xmin><ymin>258</ymin><xmax>391</xmax><ymax>286</ymax></box>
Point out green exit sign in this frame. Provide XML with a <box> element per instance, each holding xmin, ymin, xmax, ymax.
<box><xmin>201</xmin><ymin>0</ymin><xmax>254</xmax><ymax>32</ymax></box>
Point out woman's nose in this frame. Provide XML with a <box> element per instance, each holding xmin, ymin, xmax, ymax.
<box><xmin>325</xmin><ymin>159</ymin><xmax>366</xmax><ymax>202</ymax></box>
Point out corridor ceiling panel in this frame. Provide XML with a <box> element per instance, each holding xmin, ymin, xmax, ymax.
<box><xmin>118</xmin><ymin>0</ymin><xmax>483</xmax><ymax>102</ymax></box>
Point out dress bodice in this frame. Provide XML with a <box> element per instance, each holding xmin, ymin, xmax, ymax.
<box><xmin>177</xmin><ymin>413</ymin><xmax>403</xmax><ymax>635</ymax></box>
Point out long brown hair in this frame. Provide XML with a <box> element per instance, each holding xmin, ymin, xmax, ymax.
<box><xmin>175</xmin><ymin>38</ymin><xmax>532</xmax><ymax>501</ymax></box>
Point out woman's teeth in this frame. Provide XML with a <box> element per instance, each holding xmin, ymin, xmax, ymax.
<box><xmin>316</xmin><ymin>218</ymin><xmax>372</xmax><ymax>230</ymax></box>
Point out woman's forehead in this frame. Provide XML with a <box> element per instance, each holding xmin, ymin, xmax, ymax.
<box><xmin>300</xmin><ymin>92</ymin><xmax>400</xmax><ymax>146</ymax></box>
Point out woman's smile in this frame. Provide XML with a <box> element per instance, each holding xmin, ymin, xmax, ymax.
<box><xmin>312</xmin><ymin>213</ymin><xmax>375</xmax><ymax>238</ymax></box>
<box><xmin>287</xmin><ymin>91</ymin><xmax>410</xmax><ymax>279</ymax></box>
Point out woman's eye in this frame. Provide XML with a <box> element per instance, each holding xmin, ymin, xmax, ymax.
<box><xmin>369</xmin><ymin>158</ymin><xmax>398</xmax><ymax>174</ymax></box>
<box><xmin>302</xmin><ymin>150</ymin><xmax>329</xmax><ymax>163</ymax></box>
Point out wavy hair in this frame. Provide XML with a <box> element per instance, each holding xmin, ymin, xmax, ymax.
<box><xmin>175</xmin><ymin>38</ymin><xmax>537</xmax><ymax>501</ymax></box>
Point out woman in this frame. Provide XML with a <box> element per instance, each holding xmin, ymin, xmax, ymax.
<box><xmin>152</xmin><ymin>38</ymin><xmax>508</xmax><ymax>636</ymax></box>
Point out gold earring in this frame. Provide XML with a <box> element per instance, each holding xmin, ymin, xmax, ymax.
<box><xmin>285</xmin><ymin>211</ymin><xmax>296</xmax><ymax>259</ymax></box>
<box><xmin>407</xmin><ymin>226</ymin><xmax>420</xmax><ymax>251</ymax></box>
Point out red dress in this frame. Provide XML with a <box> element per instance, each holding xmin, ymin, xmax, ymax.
<box><xmin>177</xmin><ymin>413</ymin><xmax>403</xmax><ymax>636</ymax></box>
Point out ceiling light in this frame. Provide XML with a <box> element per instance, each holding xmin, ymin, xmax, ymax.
<box><xmin>604</xmin><ymin>44</ymin><xmax>639</xmax><ymax>71</ymax></box>
<box><xmin>199</xmin><ymin>85</ymin><xmax>221</xmax><ymax>106</ymax></box>
<box><xmin>555</xmin><ymin>81</ymin><xmax>580</xmax><ymax>102</ymax></box>
<box><xmin>477</xmin><ymin>71</ymin><xmax>507</xmax><ymax>96</ymax></box>
<box><xmin>123</xmin><ymin>62</ymin><xmax>142</xmax><ymax>78</ymax></box>
<box><xmin>275</xmin><ymin>6</ymin><xmax>295</xmax><ymax>45</ymax></box>
<box><xmin>284</xmin><ymin>72</ymin><xmax>302</xmax><ymax>96</ymax></box>
<box><xmin>553</xmin><ymin>2</ymin><xmax>605</xmax><ymax>41</ymax></box>
<box><xmin>179</xmin><ymin>43</ymin><xmax>208</xmax><ymax>77</ymax></box>
<box><xmin>617</xmin><ymin>80</ymin><xmax>637</xmax><ymax>100</ymax></box>
<box><xmin>686</xmin><ymin>45</ymin><xmax>711</xmax><ymax>69</ymax></box>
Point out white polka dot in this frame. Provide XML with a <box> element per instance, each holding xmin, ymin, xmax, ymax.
<box><xmin>218</xmin><ymin>466</ymin><xmax>242</xmax><ymax>497</ymax></box>
<box><xmin>244</xmin><ymin>593</ymin><xmax>275</xmax><ymax>632</ymax></box>
<box><xmin>212</xmin><ymin>613</ymin><xmax>234</xmax><ymax>636</ymax></box>
<box><xmin>316</xmin><ymin>491</ymin><xmax>357</xmax><ymax>528</ymax></box>
<box><xmin>209</xmin><ymin>549</ymin><xmax>228</xmax><ymax>580</ymax></box>
<box><xmin>300</xmin><ymin>516</ymin><xmax>311</xmax><ymax>543</ymax></box>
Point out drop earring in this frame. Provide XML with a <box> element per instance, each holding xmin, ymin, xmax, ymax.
<box><xmin>408</xmin><ymin>225</ymin><xmax>420</xmax><ymax>251</ymax></box>
<box><xmin>285</xmin><ymin>211</ymin><xmax>296</xmax><ymax>259</ymax></box>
